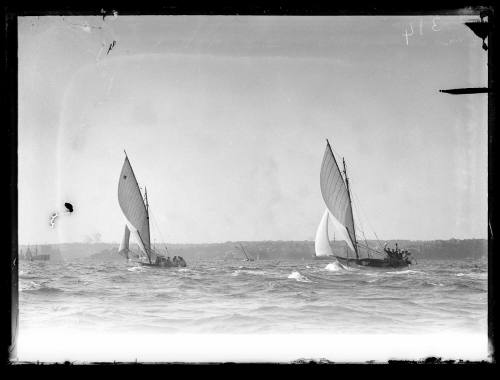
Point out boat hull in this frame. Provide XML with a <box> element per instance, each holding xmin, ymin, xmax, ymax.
<box><xmin>334</xmin><ymin>256</ymin><xmax>409</xmax><ymax>268</ymax></box>
<box><xmin>138</xmin><ymin>262</ymin><xmax>186</xmax><ymax>268</ymax></box>
<box><xmin>313</xmin><ymin>255</ymin><xmax>336</xmax><ymax>260</ymax></box>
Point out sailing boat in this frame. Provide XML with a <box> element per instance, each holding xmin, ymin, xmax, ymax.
<box><xmin>238</xmin><ymin>243</ymin><xmax>254</xmax><ymax>262</ymax></box>
<box><xmin>21</xmin><ymin>245</ymin><xmax>33</xmax><ymax>261</ymax></box>
<box><xmin>315</xmin><ymin>140</ymin><xmax>413</xmax><ymax>268</ymax></box>
<box><xmin>117</xmin><ymin>151</ymin><xmax>186</xmax><ymax>268</ymax></box>
<box><xmin>24</xmin><ymin>246</ymin><xmax>33</xmax><ymax>261</ymax></box>
<box><xmin>32</xmin><ymin>245</ymin><xmax>50</xmax><ymax>261</ymax></box>
<box><xmin>23</xmin><ymin>245</ymin><xmax>50</xmax><ymax>261</ymax></box>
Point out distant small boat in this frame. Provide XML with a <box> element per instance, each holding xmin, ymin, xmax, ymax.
<box><xmin>237</xmin><ymin>243</ymin><xmax>254</xmax><ymax>262</ymax></box>
<box><xmin>315</xmin><ymin>140</ymin><xmax>413</xmax><ymax>268</ymax></box>
<box><xmin>22</xmin><ymin>246</ymin><xmax>50</xmax><ymax>261</ymax></box>
<box><xmin>117</xmin><ymin>151</ymin><xmax>186</xmax><ymax>268</ymax></box>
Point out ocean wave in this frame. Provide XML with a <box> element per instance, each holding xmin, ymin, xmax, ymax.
<box><xmin>426</xmin><ymin>281</ymin><xmax>445</xmax><ymax>287</ymax></box>
<box><xmin>127</xmin><ymin>266</ymin><xmax>146</xmax><ymax>272</ymax></box>
<box><xmin>232</xmin><ymin>269</ymin><xmax>266</xmax><ymax>277</ymax></box>
<box><xmin>288</xmin><ymin>271</ymin><xmax>311</xmax><ymax>282</ymax></box>
<box><xmin>384</xmin><ymin>269</ymin><xmax>423</xmax><ymax>275</ymax></box>
<box><xmin>19</xmin><ymin>274</ymin><xmax>42</xmax><ymax>280</ymax></box>
<box><xmin>17</xmin><ymin>257</ymin><xmax>488</xmax><ymax>336</ymax></box>
<box><xmin>237</xmin><ymin>266</ymin><xmax>257</xmax><ymax>270</ymax></box>
<box><xmin>456</xmin><ymin>272</ymin><xmax>487</xmax><ymax>280</ymax></box>
<box><xmin>21</xmin><ymin>282</ymin><xmax>64</xmax><ymax>294</ymax></box>
<box><xmin>20</xmin><ymin>281</ymin><xmax>41</xmax><ymax>291</ymax></box>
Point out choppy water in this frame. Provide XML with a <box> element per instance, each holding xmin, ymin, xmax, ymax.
<box><xmin>19</xmin><ymin>257</ymin><xmax>487</xmax><ymax>335</ymax></box>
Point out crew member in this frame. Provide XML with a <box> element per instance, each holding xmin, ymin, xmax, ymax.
<box><xmin>178</xmin><ymin>256</ymin><xmax>187</xmax><ymax>267</ymax></box>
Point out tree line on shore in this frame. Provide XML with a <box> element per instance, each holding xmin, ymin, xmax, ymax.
<box><xmin>19</xmin><ymin>238</ymin><xmax>487</xmax><ymax>261</ymax></box>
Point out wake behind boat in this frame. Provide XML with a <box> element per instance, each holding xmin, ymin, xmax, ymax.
<box><xmin>314</xmin><ymin>140</ymin><xmax>414</xmax><ymax>268</ymax></box>
<box><xmin>117</xmin><ymin>151</ymin><xmax>187</xmax><ymax>269</ymax></box>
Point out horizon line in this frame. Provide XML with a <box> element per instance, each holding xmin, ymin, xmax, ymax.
<box><xmin>18</xmin><ymin>237</ymin><xmax>488</xmax><ymax>246</ymax></box>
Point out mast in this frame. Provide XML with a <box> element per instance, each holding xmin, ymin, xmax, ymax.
<box><xmin>342</xmin><ymin>158</ymin><xmax>359</xmax><ymax>259</ymax></box>
<box><xmin>239</xmin><ymin>243</ymin><xmax>250</xmax><ymax>260</ymax></box>
<box><xmin>144</xmin><ymin>186</ymin><xmax>152</xmax><ymax>263</ymax></box>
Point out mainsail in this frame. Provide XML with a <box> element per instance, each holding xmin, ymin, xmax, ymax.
<box><xmin>314</xmin><ymin>209</ymin><xmax>333</xmax><ymax>256</ymax></box>
<box><xmin>118</xmin><ymin>155</ymin><xmax>152</xmax><ymax>261</ymax></box>
<box><xmin>320</xmin><ymin>140</ymin><xmax>357</xmax><ymax>255</ymax></box>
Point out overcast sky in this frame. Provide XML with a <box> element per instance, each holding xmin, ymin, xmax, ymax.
<box><xmin>18</xmin><ymin>15</ymin><xmax>487</xmax><ymax>244</ymax></box>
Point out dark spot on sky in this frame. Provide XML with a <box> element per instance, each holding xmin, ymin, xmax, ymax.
<box><xmin>65</xmin><ymin>203</ymin><xmax>74</xmax><ymax>213</ymax></box>
<box><xmin>107</xmin><ymin>40</ymin><xmax>117</xmax><ymax>55</ymax></box>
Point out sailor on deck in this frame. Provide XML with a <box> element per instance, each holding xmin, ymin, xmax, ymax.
<box><xmin>178</xmin><ymin>256</ymin><xmax>187</xmax><ymax>267</ymax></box>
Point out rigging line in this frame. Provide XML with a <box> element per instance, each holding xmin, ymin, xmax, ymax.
<box><xmin>349</xmin><ymin>182</ymin><xmax>382</xmax><ymax>259</ymax></box>
<box><xmin>356</xmin><ymin>242</ymin><xmax>385</xmax><ymax>256</ymax></box>
<box><xmin>349</xmin><ymin>180</ymin><xmax>384</xmax><ymax>251</ymax></box>
<box><xmin>327</xmin><ymin>143</ymin><xmax>343</xmax><ymax>163</ymax></box>
<box><xmin>148</xmin><ymin>206</ymin><xmax>168</xmax><ymax>255</ymax></box>
<box><xmin>150</xmin><ymin>210</ymin><xmax>166</xmax><ymax>251</ymax></box>
<box><xmin>348</xmin><ymin>181</ymin><xmax>370</xmax><ymax>253</ymax></box>
<box><xmin>354</xmin><ymin>219</ymin><xmax>371</xmax><ymax>258</ymax></box>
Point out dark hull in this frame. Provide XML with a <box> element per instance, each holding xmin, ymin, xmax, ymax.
<box><xmin>335</xmin><ymin>256</ymin><xmax>409</xmax><ymax>268</ymax></box>
<box><xmin>138</xmin><ymin>262</ymin><xmax>186</xmax><ymax>268</ymax></box>
<box><xmin>313</xmin><ymin>255</ymin><xmax>336</xmax><ymax>260</ymax></box>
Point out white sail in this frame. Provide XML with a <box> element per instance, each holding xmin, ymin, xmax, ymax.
<box><xmin>328</xmin><ymin>209</ymin><xmax>356</xmax><ymax>253</ymax></box>
<box><xmin>314</xmin><ymin>209</ymin><xmax>333</xmax><ymax>256</ymax></box>
<box><xmin>118</xmin><ymin>156</ymin><xmax>151</xmax><ymax>258</ymax></box>
<box><xmin>130</xmin><ymin>229</ymin><xmax>151</xmax><ymax>261</ymax></box>
<box><xmin>118</xmin><ymin>225</ymin><xmax>130</xmax><ymax>259</ymax></box>
<box><xmin>320</xmin><ymin>141</ymin><xmax>357</xmax><ymax>254</ymax></box>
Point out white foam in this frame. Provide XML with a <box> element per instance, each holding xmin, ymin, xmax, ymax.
<box><xmin>288</xmin><ymin>271</ymin><xmax>311</xmax><ymax>282</ymax></box>
<box><xmin>232</xmin><ymin>269</ymin><xmax>266</xmax><ymax>277</ymax></box>
<box><xmin>456</xmin><ymin>272</ymin><xmax>487</xmax><ymax>280</ymax></box>
<box><xmin>428</xmin><ymin>281</ymin><xmax>444</xmax><ymax>286</ymax></box>
<box><xmin>324</xmin><ymin>261</ymin><xmax>349</xmax><ymax>272</ymax></box>
<box><xmin>20</xmin><ymin>281</ymin><xmax>42</xmax><ymax>291</ymax></box>
<box><xmin>127</xmin><ymin>266</ymin><xmax>145</xmax><ymax>272</ymax></box>
<box><xmin>385</xmin><ymin>269</ymin><xmax>422</xmax><ymax>275</ymax></box>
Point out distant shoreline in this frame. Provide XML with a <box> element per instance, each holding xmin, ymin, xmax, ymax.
<box><xmin>18</xmin><ymin>239</ymin><xmax>487</xmax><ymax>261</ymax></box>
<box><xmin>18</xmin><ymin>238</ymin><xmax>488</xmax><ymax>246</ymax></box>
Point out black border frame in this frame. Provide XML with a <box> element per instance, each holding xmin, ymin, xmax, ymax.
<box><xmin>2</xmin><ymin>2</ymin><xmax>497</xmax><ymax>370</ymax></box>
